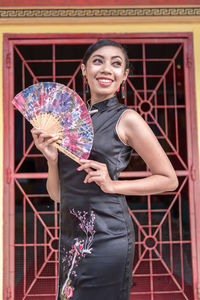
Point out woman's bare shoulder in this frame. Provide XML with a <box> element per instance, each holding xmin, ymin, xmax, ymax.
<box><xmin>120</xmin><ymin>109</ymin><xmax>148</xmax><ymax>129</ymax></box>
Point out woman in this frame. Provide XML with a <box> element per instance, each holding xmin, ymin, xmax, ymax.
<box><xmin>31</xmin><ymin>39</ymin><xmax>178</xmax><ymax>300</ymax></box>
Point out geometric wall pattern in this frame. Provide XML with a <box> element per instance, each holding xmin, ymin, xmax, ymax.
<box><xmin>4</xmin><ymin>35</ymin><xmax>197</xmax><ymax>299</ymax></box>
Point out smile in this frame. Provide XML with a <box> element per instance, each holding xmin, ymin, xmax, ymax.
<box><xmin>97</xmin><ymin>78</ymin><xmax>113</xmax><ymax>86</ymax></box>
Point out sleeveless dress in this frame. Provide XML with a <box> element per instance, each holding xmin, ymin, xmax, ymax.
<box><xmin>57</xmin><ymin>96</ymin><xmax>135</xmax><ymax>300</ymax></box>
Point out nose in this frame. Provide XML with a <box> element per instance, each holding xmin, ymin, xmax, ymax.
<box><xmin>100</xmin><ymin>61</ymin><xmax>112</xmax><ymax>74</ymax></box>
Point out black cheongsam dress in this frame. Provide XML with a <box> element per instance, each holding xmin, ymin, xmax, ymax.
<box><xmin>57</xmin><ymin>96</ymin><xmax>135</xmax><ymax>300</ymax></box>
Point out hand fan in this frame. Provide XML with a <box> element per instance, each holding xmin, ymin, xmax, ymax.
<box><xmin>12</xmin><ymin>82</ymin><xmax>94</xmax><ymax>163</ymax></box>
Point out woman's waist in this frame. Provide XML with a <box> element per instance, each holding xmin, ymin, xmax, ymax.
<box><xmin>60</xmin><ymin>197</ymin><xmax>131</xmax><ymax>233</ymax></box>
<box><xmin>60</xmin><ymin>188</ymin><xmax>126</xmax><ymax>207</ymax></box>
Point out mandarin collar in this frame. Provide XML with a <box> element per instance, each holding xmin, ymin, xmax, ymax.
<box><xmin>90</xmin><ymin>96</ymin><xmax>119</xmax><ymax>112</ymax></box>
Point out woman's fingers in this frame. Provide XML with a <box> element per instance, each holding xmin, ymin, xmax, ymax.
<box><xmin>41</xmin><ymin>136</ymin><xmax>59</xmax><ymax>147</ymax></box>
<box><xmin>78</xmin><ymin>159</ymin><xmax>107</xmax><ymax>185</ymax></box>
<box><xmin>31</xmin><ymin>128</ymin><xmax>45</xmax><ymax>137</ymax></box>
<box><xmin>46</xmin><ymin>136</ymin><xmax>59</xmax><ymax>144</ymax></box>
<box><xmin>84</xmin><ymin>167</ymin><xmax>93</xmax><ymax>174</ymax></box>
<box><xmin>78</xmin><ymin>159</ymin><xmax>114</xmax><ymax>193</ymax></box>
<box><xmin>84</xmin><ymin>171</ymin><xmax>101</xmax><ymax>183</ymax></box>
<box><xmin>78</xmin><ymin>159</ymin><xmax>105</xmax><ymax>171</ymax></box>
<box><xmin>31</xmin><ymin>127</ymin><xmax>59</xmax><ymax>162</ymax></box>
<box><xmin>85</xmin><ymin>176</ymin><xmax>101</xmax><ymax>184</ymax></box>
<box><xmin>31</xmin><ymin>127</ymin><xmax>59</xmax><ymax>146</ymax></box>
<box><xmin>31</xmin><ymin>128</ymin><xmax>58</xmax><ymax>139</ymax></box>
<box><xmin>36</xmin><ymin>133</ymin><xmax>58</xmax><ymax>142</ymax></box>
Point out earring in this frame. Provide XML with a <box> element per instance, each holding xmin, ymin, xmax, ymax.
<box><xmin>120</xmin><ymin>80</ymin><xmax>126</xmax><ymax>99</ymax></box>
<box><xmin>83</xmin><ymin>76</ymin><xmax>90</xmax><ymax>97</ymax></box>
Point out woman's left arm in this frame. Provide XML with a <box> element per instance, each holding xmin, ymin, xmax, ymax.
<box><xmin>78</xmin><ymin>110</ymin><xmax>178</xmax><ymax>195</ymax></box>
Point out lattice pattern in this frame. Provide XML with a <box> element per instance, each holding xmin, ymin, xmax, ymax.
<box><xmin>12</xmin><ymin>39</ymin><xmax>194</xmax><ymax>299</ymax></box>
<box><xmin>121</xmin><ymin>43</ymin><xmax>193</xmax><ymax>299</ymax></box>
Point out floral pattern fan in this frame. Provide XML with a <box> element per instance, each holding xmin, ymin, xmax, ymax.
<box><xmin>12</xmin><ymin>82</ymin><xmax>94</xmax><ymax>163</ymax></box>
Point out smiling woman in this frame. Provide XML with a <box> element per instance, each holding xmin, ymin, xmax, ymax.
<box><xmin>31</xmin><ymin>39</ymin><xmax>178</xmax><ymax>300</ymax></box>
<box><xmin>81</xmin><ymin>47</ymin><xmax>129</xmax><ymax>102</ymax></box>
<box><xmin>81</xmin><ymin>40</ymin><xmax>129</xmax><ymax>104</ymax></box>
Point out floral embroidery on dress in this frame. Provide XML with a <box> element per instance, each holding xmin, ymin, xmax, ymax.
<box><xmin>60</xmin><ymin>209</ymin><xmax>96</xmax><ymax>300</ymax></box>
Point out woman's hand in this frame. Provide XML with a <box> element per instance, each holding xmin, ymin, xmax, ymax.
<box><xmin>31</xmin><ymin>128</ymin><xmax>59</xmax><ymax>163</ymax></box>
<box><xmin>78</xmin><ymin>159</ymin><xmax>115</xmax><ymax>194</ymax></box>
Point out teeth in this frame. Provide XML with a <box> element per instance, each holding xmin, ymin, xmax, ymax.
<box><xmin>98</xmin><ymin>79</ymin><xmax>112</xmax><ymax>83</ymax></box>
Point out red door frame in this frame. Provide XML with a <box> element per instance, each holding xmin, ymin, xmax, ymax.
<box><xmin>3</xmin><ymin>32</ymin><xmax>200</xmax><ymax>299</ymax></box>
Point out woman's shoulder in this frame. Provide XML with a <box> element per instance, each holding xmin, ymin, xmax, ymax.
<box><xmin>117</xmin><ymin>108</ymin><xmax>147</xmax><ymax>146</ymax></box>
<box><xmin>119</xmin><ymin>108</ymin><xmax>144</xmax><ymax>126</ymax></box>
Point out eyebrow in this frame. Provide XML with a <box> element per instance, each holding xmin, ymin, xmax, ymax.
<box><xmin>92</xmin><ymin>54</ymin><xmax>123</xmax><ymax>60</ymax></box>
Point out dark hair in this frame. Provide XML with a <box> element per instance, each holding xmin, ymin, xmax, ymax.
<box><xmin>83</xmin><ymin>39</ymin><xmax>130</xmax><ymax>70</ymax></box>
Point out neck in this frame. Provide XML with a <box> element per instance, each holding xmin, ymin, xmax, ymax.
<box><xmin>90</xmin><ymin>94</ymin><xmax>115</xmax><ymax>106</ymax></box>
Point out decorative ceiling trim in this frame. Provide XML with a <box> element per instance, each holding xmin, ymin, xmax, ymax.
<box><xmin>0</xmin><ymin>7</ymin><xmax>200</xmax><ymax>19</ymax></box>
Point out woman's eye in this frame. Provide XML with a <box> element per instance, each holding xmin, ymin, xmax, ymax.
<box><xmin>113</xmin><ymin>61</ymin><xmax>122</xmax><ymax>66</ymax></box>
<box><xmin>93</xmin><ymin>59</ymin><xmax>102</xmax><ymax>64</ymax></box>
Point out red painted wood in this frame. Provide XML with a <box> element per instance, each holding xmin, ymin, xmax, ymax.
<box><xmin>3</xmin><ymin>32</ymin><xmax>194</xmax><ymax>42</ymax></box>
<box><xmin>3</xmin><ymin>37</ymin><xmax>15</xmax><ymax>300</ymax></box>
<box><xmin>3</xmin><ymin>32</ymin><xmax>200</xmax><ymax>300</ymax></box>
<box><xmin>0</xmin><ymin>0</ymin><xmax>200</xmax><ymax>7</ymax></box>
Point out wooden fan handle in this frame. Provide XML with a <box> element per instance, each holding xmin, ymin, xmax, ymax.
<box><xmin>54</xmin><ymin>143</ymin><xmax>81</xmax><ymax>165</ymax></box>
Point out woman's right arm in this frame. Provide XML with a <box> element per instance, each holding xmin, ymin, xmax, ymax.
<box><xmin>31</xmin><ymin>128</ymin><xmax>60</xmax><ymax>202</ymax></box>
<box><xmin>46</xmin><ymin>160</ymin><xmax>60</xmax><ymax>202</ymax></box>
